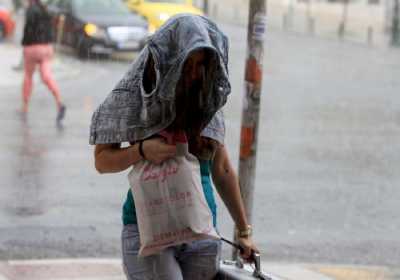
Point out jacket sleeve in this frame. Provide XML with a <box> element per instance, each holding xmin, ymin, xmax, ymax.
<box><xmin>201</xmin><ymin>110</ymin><xmax>225</xmax><ymax>145</ymax></box>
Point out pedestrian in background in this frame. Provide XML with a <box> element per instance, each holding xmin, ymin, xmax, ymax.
<box><xmin>21</xmin><ymin>0</ymin><xmax>66</xmax><ymax>123</ymax></box>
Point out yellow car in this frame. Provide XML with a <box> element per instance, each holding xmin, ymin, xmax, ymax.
<box><xmin>125</xmin><ymin>0</ymin><xmax>203</xmax><ymax>34</ymax></box>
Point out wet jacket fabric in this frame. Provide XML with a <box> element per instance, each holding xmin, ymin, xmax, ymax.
<box><xmin>89</xmin><ymin>14</ymin><xmax>230</xmax><ymax>145</ymax></box>
<box><xmin>22</xmin><ymin>5</ymin><xmax>53</xmax><ymax>46</ymax></box>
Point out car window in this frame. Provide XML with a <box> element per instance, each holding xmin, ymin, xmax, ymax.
<box><xmin>73</xmin><ymin>0</ymin><xmax>130</xmax><ymax>15</ymax></box>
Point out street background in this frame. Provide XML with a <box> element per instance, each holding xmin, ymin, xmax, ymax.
<box><xmin>197</xmin><ymin>0</ymin><xmax>389</xmax><ymax>47</ymax></box>
<box><xmin>1</xmin><ymin>3</ymin><xmax>400</xmax><ymax>280</ymax></box>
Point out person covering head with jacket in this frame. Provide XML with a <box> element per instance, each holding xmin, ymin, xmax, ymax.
<box><xmin>91</xmin><ymin>14</ymin><xmax>258</xmax><ymax>280</ymax></box>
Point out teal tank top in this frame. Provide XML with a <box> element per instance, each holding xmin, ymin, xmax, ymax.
<box><xmin>122</xmin><ymin>160</ymin><xmax>217</xmax><ymax>226</ymax></box>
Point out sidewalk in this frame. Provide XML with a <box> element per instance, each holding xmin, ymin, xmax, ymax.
<box><xmin>0</xmin><ymin>42</ymin><xmax>81</xmax><ymax>88</ymax></box>
<box><xmin>0</xmin><ymin>258</ymin><xmax>393</xmax><ymax>280</ymax></box>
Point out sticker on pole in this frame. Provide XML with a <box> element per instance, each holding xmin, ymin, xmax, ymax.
<box><xmin>252</xmin><ymin>13</ymin><xmax>267</xmax><ymax>41</ymax></box>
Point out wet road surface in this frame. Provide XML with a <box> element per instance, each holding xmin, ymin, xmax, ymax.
<box><xmin>1</xmin><ymin>23</ymin><xmax>400</xmax><ymax>270</ymax></box>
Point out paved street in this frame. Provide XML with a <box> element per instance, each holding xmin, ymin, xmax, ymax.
<box><xmin>1</xmin><ymin>20</ymin><xmax>400</xmax><ymax>279</ymax></box>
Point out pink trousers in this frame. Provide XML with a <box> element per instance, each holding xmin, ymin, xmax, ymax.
<box><xmin>22</xmin><ymin>44</ymin><xmax>61</xmax><ymax>108</ymax></box>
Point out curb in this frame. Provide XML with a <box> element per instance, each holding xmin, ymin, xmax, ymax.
<box><xmin>310</xmin><ymin>264</ymin><xmax>392</xmax><ymax>280</ymax></box>
<box><xmin>0</xmin><ymin>259</ymin><xmax>124</xmax><ymax>280</ymax></box>
<box><xmin>1</xmin><ymin>258</ymin><xmax>392</xmax><ymax>280</ymax></box>
<box><xmin>263</xmin><ymin>263</ymin><xmax>334</xmax><ymax>280</ymax></box>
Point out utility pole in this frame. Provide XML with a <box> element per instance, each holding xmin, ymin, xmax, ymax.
<box><xmin>233</xmin><ymin>0</ymin><xmax>267</xmax><ymax>260</ymax></box>
<box><xmin>392</xmin><ymin>0</ymin><xmax>400</xmax><ymax>46</ymax></box>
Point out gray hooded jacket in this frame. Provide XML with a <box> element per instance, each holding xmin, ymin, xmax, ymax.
<box><xmin>89</xmin><ymin>14</ymin><xmax>231</xmax><ymax>145</ymax></box>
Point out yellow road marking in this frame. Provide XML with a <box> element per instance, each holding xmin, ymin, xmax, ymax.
<box><xmin>311</xmin><ymin>265</ymin><xmax>388</xmax><ymax>280</ymax></box>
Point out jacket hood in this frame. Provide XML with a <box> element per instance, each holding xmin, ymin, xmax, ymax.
<box><xmin>89</xmin><ymin>14</ymin><xmax>230</xmax><ymax>145</ymax></box>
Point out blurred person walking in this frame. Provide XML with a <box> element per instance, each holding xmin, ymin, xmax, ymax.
<box><xmin>21</xmin><ymin>0</ymin><xmax>66</xmax><ymax>123</ymax></box>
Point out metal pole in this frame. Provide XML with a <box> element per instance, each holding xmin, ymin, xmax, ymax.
<box><xmin>392</xmin><ymin>0</ymin><xmax>400</xmax><ymax>46</ymax></box>
<box><xmin>203</xmin><ymin>0</ymin><xmax>209</xmax><ymax>15</ymax></box>
<box><xmin>306</xmin><ymin>0</ymin><xmax>315</xmax><ymax>35</ymax></box>
<box><xmin>367</xmin><ymin>26</ymin><xmax>373</xmax><ymax>45</ymax></box>
<box><xmin>233</xmin><ymin>0</ymin><xmax>267</xmax><ymax>260</ymax></box>
<box><xmin>288</xmin><ymin>0</ymin><xmax>295</xmax><ymax>29</ymax></box>
<box><xmin>55</xmin><ymin>14</ymin><xmax>65</xmax><ymax>54</ymax></box>
<box><xmin>338</xmin><ymin>0</ymin><xmax>349</xmax><ymax>39</ymax></box>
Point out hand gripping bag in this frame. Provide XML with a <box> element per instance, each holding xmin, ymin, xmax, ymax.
<box><xmin>127</xmin><ymin>131</ymin><xmax>219</xmax><ymax>257</ymax></box>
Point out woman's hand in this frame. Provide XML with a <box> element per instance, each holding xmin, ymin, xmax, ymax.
<box><xmin>237</xmin><ymin>236</ymin><xmax>259</xmax><ymax>262</ymax></box>
<box><xmin>142</xmin><ymin>137</ymin><xmax>177</xmax><ymax>164</ymax></box>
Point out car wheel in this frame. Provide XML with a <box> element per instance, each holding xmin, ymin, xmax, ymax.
<box><xmin>0</xmin><ymin>22</ymin><xmax>5</xmax><ymax>41</ymax></box>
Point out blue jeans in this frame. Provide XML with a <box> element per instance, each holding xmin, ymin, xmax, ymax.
<box><xmin>121</xmin><ymin>224</ymin><xmax>221</xmax><ymax>280</ymax></box>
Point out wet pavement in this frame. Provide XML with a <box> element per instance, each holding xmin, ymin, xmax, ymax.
<box><xmin>1</xmin><ymin>20</ymin><xmax>400</xmax><ymax>279</ymax></box>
